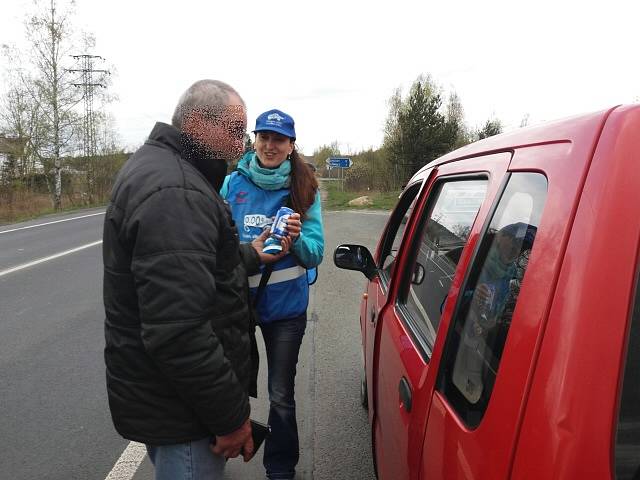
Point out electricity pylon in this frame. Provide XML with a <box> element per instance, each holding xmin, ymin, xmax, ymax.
<box><xmin>68</xmin><ymin>54</ymin><xmax>110</xmax><ymax>202</ymax></box>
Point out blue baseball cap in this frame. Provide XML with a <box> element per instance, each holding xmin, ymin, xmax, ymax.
<box><xmin>253</xmin><ymin>109</ymin><xmax>296</xmax><ymax>140</ymax></box>
<box><xmin>500</xmin><ymin>222</ymin><xmax>537</xmax><ymax>249</ymax></box>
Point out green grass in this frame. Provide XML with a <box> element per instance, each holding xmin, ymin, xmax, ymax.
<box><xmin>322</xmin><ymin>180</ymin><xmax>400</xmax><ymax>210</ymax></box>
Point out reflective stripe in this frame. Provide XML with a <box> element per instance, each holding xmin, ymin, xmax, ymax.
<box><xmin>248</xmin><ymin>265</ymin><xmax>307</xmax><ymax>289</ymax></box>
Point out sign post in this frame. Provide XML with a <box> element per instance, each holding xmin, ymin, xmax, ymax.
<box><xmin>325</xmin><ymin>157</ymin><xmax>352</xmax><ymax>191</ymax></box>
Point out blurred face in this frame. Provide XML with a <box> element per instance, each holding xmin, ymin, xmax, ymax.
<box><xmin>254</xmin><ymin>131</ymin><xmax>294</xmax><ymax>168</ymax></box>
<box><xmin>183</xmin><ymin>94</ymin><xmax>247</xmax><ymax>161</ymax></box>
<box><xmin>496</xmin><ymin>233</ymin><xmax>519</xmax><ymax>264</ymax></box>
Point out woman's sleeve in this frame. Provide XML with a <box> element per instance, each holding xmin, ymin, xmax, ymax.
<box><xmin>291</xmin><ymin>190</ymin><xmax>324</xmax><ymax>268</ymax></box>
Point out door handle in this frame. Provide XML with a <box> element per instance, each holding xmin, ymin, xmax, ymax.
<box><xmin>399</xmin><ymin>377</ymin><xmax>412</xmax><ymax>412</ymax></box>
<box><xmin>370</xmin><ymin>306</ymin><xmax>376</xmax><ymax>323</ymax></box>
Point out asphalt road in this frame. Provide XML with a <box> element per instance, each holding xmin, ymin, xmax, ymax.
<box><xmin>0</xmin><ymin>208</ymin><xmax>125</xmax><ymax>480</ymax></box>
<box><xmin>0</xmin><ymin>206</ymin><xmax>389</xmax><ymax>480</ymax></box>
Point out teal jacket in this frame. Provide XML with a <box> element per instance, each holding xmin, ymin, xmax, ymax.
<box><xmin>220</xmin><ymin>152</ymin><xmax>324</xmax><ymax>269</ymax></box>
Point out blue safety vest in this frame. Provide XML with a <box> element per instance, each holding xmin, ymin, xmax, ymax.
<box><xmin>225</xmin><ymin>172</ymin><xmax>309</xmax><ymax>323</ymax></box>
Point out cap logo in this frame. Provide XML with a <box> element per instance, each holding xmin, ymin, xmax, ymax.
<box><xmin>267</xmin><ymin>113</ymin><xmax>285</xmax><ymax>122</ymax></box>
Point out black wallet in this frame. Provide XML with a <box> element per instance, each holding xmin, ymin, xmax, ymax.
<box><xmin>245</xmin><ymin>419</ymin><xmax>271</xmax><ymax>457</ymax></box>
<box><xmin>210</xmin><ymin>419</ymin><xmax>271</xmax><ymax>460</ymax></box>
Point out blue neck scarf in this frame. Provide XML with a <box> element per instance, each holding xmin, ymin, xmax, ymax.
<box><xmin>238</xmin><ymin>152</ymin><xmax>291</xmax><ymax>190</ymax></box>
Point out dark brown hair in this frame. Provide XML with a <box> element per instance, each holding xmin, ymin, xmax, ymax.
<box><xmin>288</xmin><ymin>146</ymin><xmax>318</xmax><ymax>219</ymax></box>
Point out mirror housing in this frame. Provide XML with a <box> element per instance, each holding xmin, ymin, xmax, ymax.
<box><xmin>411</xmin><ymin>262</ymin><xmax>425</xmax><ymax>285</ymax></box>
<box><xmin>333</xmin><ymin>244</ymin><xmax>378</xmax><ymax>281</ymax></box>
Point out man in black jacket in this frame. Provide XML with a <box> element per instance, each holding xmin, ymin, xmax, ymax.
<box><xmin>103</xmin><ymin>79</ymin><xmax>284</xmax><ymax>479</ymax></box>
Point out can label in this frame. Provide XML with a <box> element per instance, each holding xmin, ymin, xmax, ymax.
<box><xmin>270</xmin><ymin>206</ymin><xmax>294</xmax><ymax>239</ymax></box>
<box><xmin>478</xmin><ymin>283</ymin><xmax>496</xmax><ymax>330</ymax></box>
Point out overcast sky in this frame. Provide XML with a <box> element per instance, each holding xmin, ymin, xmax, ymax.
<box><xmin>1</xmin><ymin>0</ymin><xmax>638</xmax><ymax>155</ymax></box>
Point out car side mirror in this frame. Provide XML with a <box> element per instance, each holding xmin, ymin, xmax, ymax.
<box><xmin>333</xmin><ymin>244</ymin><xmax>378</xmax><ymax>281</ymax></box>
<box><xmin>411</xmin><ymin>263</ymin><xmax>425</xmax><ymax>285</ymax></box>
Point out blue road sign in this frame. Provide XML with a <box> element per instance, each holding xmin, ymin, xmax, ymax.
<box><xmin>326</xmin><ymin>157</ymin><xmax>352</xmax><ymax>168</ymax></box>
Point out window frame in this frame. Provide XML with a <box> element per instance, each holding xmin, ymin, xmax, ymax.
<box><xmin>377</xmin><ymin>179</ymin><xmax>425</xmax><ymax>294</ymax></box>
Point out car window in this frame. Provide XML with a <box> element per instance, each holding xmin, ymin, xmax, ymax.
<box><xmin>379</xmin><ymin>183</ymin><xmax>421</xmax><ymax>285</ymax></box>
<box><xmin>398</xmin><ymin>179</ymin><xmax>488</xmax><ymax>353</ymax></box>
<box><xmin>616</xmin><ymin>270</ymin><xmax>640</xmax><ymax>480</ymax></box>
<box><xmin>438</xmin><ymin>172</ymin><xmax>547</xmax><ymax>428</ymax></box>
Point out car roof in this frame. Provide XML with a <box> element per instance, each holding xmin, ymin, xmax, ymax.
<box><xmin>410</xmin><ymin>104</ymin><xmax>636</xmax><ymax>183</ymax></box>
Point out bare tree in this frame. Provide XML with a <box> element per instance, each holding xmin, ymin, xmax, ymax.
<box><xmin>21</xmin><ymin>0</ymin><xmax>82</xmax><ymax>210</ymax></box>
<box><xmin>0</xmin><ymin>88</ymin><xmax>35</xmax><ymax>180</ymax></box>
<box><xmin>93</xmin><ymin>111</ymin><xmax>125</xmax><ymax>200</ymax></box>
<box><xmin>1</xmin><ymin>0</ymin><xmax>121</xmax><ymax>220</ymax></box>
<box><xmin>1</xmin><ymin>46</ymin><xmax>43</xmax><ymax>181</ymax></box>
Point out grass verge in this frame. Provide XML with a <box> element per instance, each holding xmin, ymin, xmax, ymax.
<box><xmin>0</xmin><ymin>193</ymin><xmax>107</xmax><ymax>226</ymax></box>
<box><xmin>321</xmin><ymin>180</ymin><xmax>400</xmax><ymax>210</ymax></box>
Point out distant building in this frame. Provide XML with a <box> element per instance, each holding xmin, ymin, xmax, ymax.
<box><xmin>0</xmin><ymin>134</ymin><xmax>27</xmax><ymax>175</ymax></box>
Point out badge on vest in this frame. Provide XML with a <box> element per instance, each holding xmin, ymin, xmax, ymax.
<box><xmin>243</xmin><ymin>214</ymin><xmax>272</xmax><ymax>232</ymax></box>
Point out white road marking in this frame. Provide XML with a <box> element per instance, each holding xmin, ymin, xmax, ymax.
<box><xmin>0</xmin><ymin>211</ymin><xmax>105</xmax><ymax>235</ymax></box>
<box><xmin>0</xmin><ymin>240</ymin><xmax>102</xmax><ymax>277</ymax></box>
<box><xmin>104</xmin><ymin>441</ymin><xmax>147</xmax><ymax>480</ymax></box>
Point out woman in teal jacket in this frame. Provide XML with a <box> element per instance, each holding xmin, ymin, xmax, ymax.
<box><xmin>220</xmin><ymin>109</ymin><xmax>324</xmax><ymax>480</ymax></box>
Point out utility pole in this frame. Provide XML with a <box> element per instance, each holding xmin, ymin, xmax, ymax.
<box><xmin>67</xmin><ymin>54</ymin><xmax>109</xmax><ymax>203</ymax></box>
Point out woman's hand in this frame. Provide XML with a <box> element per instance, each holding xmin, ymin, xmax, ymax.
<box><xmin>286</xmin><ymin>213</ymin><xmax>302</xmax><ymax>241</ymax></box>
<box><xmin>473</xmin><ymin>283</ymin><xmax>492</xmax><ymax>306</ymax></box>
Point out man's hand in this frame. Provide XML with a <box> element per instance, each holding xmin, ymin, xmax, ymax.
<box><xmin>211</xmin><ymin>418</ymin><xmax>254</xmax><ymax>462</ymax></box>
<box><xmin>251</xmin><ymin>229</ymin><xmax>292</xmax><ymax>264</ymax></box>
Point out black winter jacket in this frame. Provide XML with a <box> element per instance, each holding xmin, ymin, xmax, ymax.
<box><xmin>103</xmin><ymin>122</ymin><xmax>260</xmax><ymax>444</ymax></box>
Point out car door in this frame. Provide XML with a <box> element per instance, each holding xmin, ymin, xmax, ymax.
<box><xmin>365</xmin><ymin>179</ymin><xmax>427</xmax><ymax>422</ymax></box>
<box><xmin>421</xmin><ymin>140</ymin><xmax>596</xmax><ymax>479</ymax></box>
<box><xmin>372</xmin><ymin>153</ymin><xmax>511</xmax><ymax>479</ymax></box>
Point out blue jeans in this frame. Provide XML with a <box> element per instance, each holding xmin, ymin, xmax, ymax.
<box><xmin>146</xmin><ymin>437</ymin><xmax>225</xmax><ymax>480</ymax></box>
<box><xmin>260</xmin><ymin>313</ymin><xmax>307</xmax><ymax>480</ymax></box>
